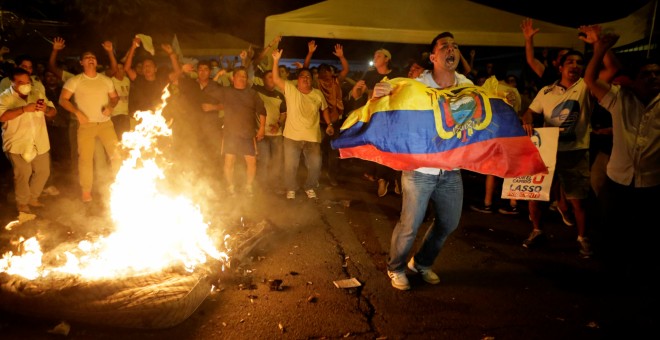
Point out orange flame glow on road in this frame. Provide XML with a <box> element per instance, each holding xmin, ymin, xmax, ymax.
<box><xmin>1</xmin><ymin>89</ymin><xmax>228</xmax><ymax>280</ymax></box>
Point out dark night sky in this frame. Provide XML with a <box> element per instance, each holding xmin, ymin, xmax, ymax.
<box><xmin>3</xmin><ymin>0</ymin><xmax>652</xmax><ymax>40</ymax></box>
<box><xmin>0</xmin><ymin>0</ymin><xmax>654</xmax><ymax>65</ymax></box>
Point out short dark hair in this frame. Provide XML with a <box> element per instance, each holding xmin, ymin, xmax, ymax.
<box><xmin>405</xmin><ymin>57</ymin><xmax>423</xmax><ymax>70</ymax></box>
<box><xmin>80</xmin><ymin>50</ymin><xmax>96</xmax><ymax>60</ymax></box>
<box><xmin>197</xmin><ymin>60</ymin><xmax>211</xmax><ymax>69</ymax></box>
<box><xmin>297</xmin><ymin>67</ymin><xmax>312</xmax><ymax>78</ymax></box>
<box><xmin>14</xmin><ymin>54</ymin><xmax>33</xmax><ymax>66</ymax></box>
<box><xmin>558</xmin><ymin>50</ymin><xmax>584</xmax><ymax>66</ymax></box>
<box><xmin>318</xmin><ymin>63</ymin><xmax>333</xmax><ymax>73</ymax></box>
<box><xmin>430</xmin><ymin>32</ymin><xmax>454</xmax><ymax>52</ymax></box>
<box><xmin>10</xmin><ymin>67</ymin><xmax>30</xmax><ymax>81</ymax></box>
<box><xmin>140</xmin><ymin>56</ymin><xmax>156</xmax><ymax>65</ymax></box>
<box><xmin>233</xmin><ymin>66</ymin><xmax>247</xmax><ymax>74</ymax></box>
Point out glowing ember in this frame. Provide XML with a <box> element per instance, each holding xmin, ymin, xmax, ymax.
<box><xmin>1</xmin><ymin>89</ymin><xmax>229</xmax><ymax>280</ymax></box>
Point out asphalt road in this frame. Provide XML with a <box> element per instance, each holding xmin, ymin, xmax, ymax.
<box><xmin>0</xmin><ymin>158</ymin><xmax>655</xmax><ymax>339</ymax></box>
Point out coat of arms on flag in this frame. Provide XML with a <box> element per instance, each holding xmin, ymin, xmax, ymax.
<box><xmin>331</xmin><ymin>77</ymin><xmax>547</xmax><ymax>178</ymax></box>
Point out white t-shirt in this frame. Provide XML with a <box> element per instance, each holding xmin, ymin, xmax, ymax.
<box><xmin>282</xmin><ymin>80</ymin><xmax>328</xmax><ymax>143</ymax></box>
<box><xmin>256</xmin><ymin>90</ymin><xmax>286</xmax><ymax>137</ymax></box>
<box><xmin>62</xmin><ymin>70</ymin><xmax>75</xmax><ymax>83</ymax></box>
<box><xmin>112</xmin><ymin>76</ymin><xmax>130</xmax><ymax>116</ymax></box>
<box><xmin>63</xmin><ymin>73</ymin><xmax>115</xmax><ymax>123</ymax></box>
<box><xmin>528</xmin><ymin>78</ymin><xmax>592</xmax><ymax>151</ymax></box>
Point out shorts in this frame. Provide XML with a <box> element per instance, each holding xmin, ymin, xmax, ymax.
<box><xmin>222</xmin><ymin>135</ymin><xmax>256</xmax><ymax>156</ymax></box>
<box><xmin>555</xmin><ymin>149</ymin><xmax>590</xmax><ymax>200</ymax></box>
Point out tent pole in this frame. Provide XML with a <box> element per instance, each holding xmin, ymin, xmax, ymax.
<box><xmin>647</xmin><ymin>0</ymin><xmax>658</xmax><ymax>58</ymax></box>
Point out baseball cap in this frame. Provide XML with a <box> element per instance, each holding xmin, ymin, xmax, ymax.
<box><xmin>376</xmin><ymin>48</ymin><xmax>391</xmax><ymax>60</ymax></box>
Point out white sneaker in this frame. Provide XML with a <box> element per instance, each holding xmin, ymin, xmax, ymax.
<box><xmin>286</xmin><ymin>191</ymin><xmax>296</xmax><ymax>199</ymax></box>
<box><xmin>42</xmin><ymin>185</ymin><xmax>60</xmax><ymax>196</ymax></box>
<box><xmin>407</xmin><ymin>258</ymin><xmax>440</xmax><ymax>284</ymax></box>
<box><xmin>387</xmin><ymin>270</ymin><xmax>410</xmax><ymax>290</ymax></box>
<box><xmin>305</xmin><ymin>189</ymin><xmax>317</xmax><ymax>199</ymax></box>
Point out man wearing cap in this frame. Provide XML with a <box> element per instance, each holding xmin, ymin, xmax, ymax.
<box><xmin>350</xmin><ymin>48</ymin><xmax>405</xmax><ymax>197</ymax></box>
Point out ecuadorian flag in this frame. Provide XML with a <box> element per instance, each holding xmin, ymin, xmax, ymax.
<box><xmin>331</xmin><ymin>77</ymin><xmax>548</xmax><ymax>178</ymax></box>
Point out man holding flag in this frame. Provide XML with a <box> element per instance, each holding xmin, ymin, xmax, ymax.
<box><xmin>372</xmin><ymin>32</ymin><xmax>473</xmax><ymax>291</ymax></box>
<box><xmin>334</xmin><ymin>33</ymin><xmax>544</xmax><ymax>290</ymax></box>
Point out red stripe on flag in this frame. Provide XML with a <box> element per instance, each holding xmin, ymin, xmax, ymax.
<box><xmin>339</xmin><ymin>137</ymin><xmax>547</xmax><ymax>178</ymax></box>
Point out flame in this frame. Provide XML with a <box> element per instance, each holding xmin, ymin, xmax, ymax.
<box><xmin>1</xmin><ymin>88</ymin><xmax>229</xmax><ymax>280</ymax></box>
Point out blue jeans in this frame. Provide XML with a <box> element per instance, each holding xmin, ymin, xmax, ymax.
<box><xmin>388</xmin><ymin>169</ymin><xmax>463</xmax><ymax>272</ymax></box>
<box><xmin>283</xmin><ymin>137</ymin><xmax>321</xmax><ymax>191</ymax></box>
<box><xmin>257</xmin><ymin>135</ymin><xmax>284</xmax><ymax>189</ymax></box>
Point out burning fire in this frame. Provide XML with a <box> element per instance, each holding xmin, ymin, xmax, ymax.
<box><xmin>1</xmin><ymin>89</ymin><xmax>229</xmax><ymax>280</ymax></box>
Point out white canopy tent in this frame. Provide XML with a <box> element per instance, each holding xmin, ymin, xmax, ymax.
<box><xmin>175</xmin><ymin>32</ymin><xmax>253</xmax><ymax>58</ymax></box>
<box><xmin>265</xmin><ymin>0</ymin><xmax>655</xmax><ymax>50</ymax></box>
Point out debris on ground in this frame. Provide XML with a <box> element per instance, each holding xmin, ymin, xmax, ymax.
<box><xmin>333</xmin><ymin>278</ymin><xmax>361</xmax><ymax>288</ymax></box>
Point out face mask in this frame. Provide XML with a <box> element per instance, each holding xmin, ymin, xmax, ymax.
<box><xmin>17</xmin><ymin>84</ymin><xmax>31</xmax><ymax>95</ymax></box>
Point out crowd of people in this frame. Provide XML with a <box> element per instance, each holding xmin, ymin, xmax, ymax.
<box><xmin>1</xmin><ymin>18</ymin><xmax>657</xmax><ymax>291</ymax></box>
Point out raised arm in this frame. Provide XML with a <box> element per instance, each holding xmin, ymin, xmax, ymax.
<box><xmin>521</xmin><ymin>18</ymin><xmax>545</xmax><ymax>78</ymax></box>
<box><xmin>271</xmin><ymin>49</ymin><xmax>286</xmax><ymax>92</ymax></box>
<box><xmin>102</xmin><ymin>40</ymin><xmax>118</xmax><ymax>78</ymax></box>
<box><xmin>333</xmin><ymin>44</ymin><xmax>349</xmax><ymax>82</ymax></box>
<box><xmin>584</xmin><ymin>32</ymin><xmax>619</xmax><ymax>102</ymax></box>
<box><xmin>255</xmin><ymin>35</ymin><xmax>282</xmax><ymax>70</ymax></box>
<box><xmin>123</xmin><ymin>36</ymin><xmax>141</xmax><ymax>81</ymax></box>
<box><xmin>48</xmin><ymin>37</ymin><xmax>66</xmax><ymax>80</ymax></box>
<box><xmin>303</xmin><ymin>40</ymin><xmax>317</xmax><ymax>69</ymax></box>
<box><xmin>161</xmin><ymin>43</ymin><xmax>181</xmax><ymax>78</ymax></box>
<box><xmin>579</xmin><ymin>24</ymin><xmax>621</xmax><ymax>83</ymax></box>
